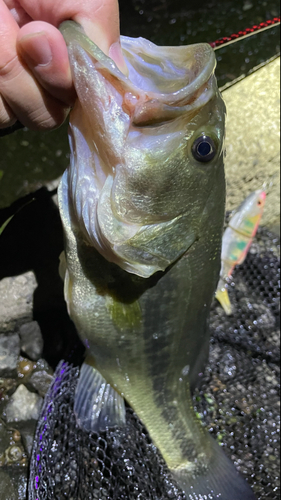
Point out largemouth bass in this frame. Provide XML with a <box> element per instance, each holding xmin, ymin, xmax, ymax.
<box><xmin>59</xmin><ymin>21</ymin><xmax>256</xmax><ymax>499</ymax></box>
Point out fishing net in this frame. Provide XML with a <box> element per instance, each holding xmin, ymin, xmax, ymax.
<box><xmin>28</xmin><ymin>225</ymin><xmax>280</xmax><ymax>500</ymax></box>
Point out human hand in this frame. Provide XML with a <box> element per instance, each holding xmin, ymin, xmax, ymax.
<box><xmin>0</xmin><ymin>0</ymin><xmax>125</xmax><ymax>130</ymax></box>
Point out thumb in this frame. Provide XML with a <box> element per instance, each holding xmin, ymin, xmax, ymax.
<box><xmin>74</xmin><ymin>1</ymin><xmax>127</xmax><ymax>74</ymax></box>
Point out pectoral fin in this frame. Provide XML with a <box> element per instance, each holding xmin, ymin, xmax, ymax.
<box><xmin>74</xmin><ymin>360</ymin><xmax>126</xmax><ymax>432</ymax></box>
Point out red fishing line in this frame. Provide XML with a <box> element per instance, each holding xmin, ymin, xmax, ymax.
<box><xmin>210</xmin><ymin>17</ymin><xmax>280</xmax><ymax>49</ymax></box>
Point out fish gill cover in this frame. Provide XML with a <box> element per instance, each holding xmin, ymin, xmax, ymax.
<box><xmin>28</xmin><ymin>224</ymin><xmax>280</xmax><ymax>500</ymax></box>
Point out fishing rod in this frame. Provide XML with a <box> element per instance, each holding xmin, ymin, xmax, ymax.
<box><xmin>0</xmin><ymin>16</ymin><xmax>280</xmax><ymax>137</ymax></box>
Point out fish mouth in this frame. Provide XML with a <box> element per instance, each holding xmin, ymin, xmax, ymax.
<box><xmin>60</xmin><ymin>21</ymin><xmax>216</xmax><ymax>110</ymax></box>
<box><xmin>120</xmin><ymin>36</ymin><xmax>216</xmax><ymax>105</ymax></box>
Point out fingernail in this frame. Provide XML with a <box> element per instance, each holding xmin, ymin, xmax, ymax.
<box><xmin>19</xmin><ymin>32</ymin><xmax>53</xmax><ymax>67</ymax></box>
<box><xmin>109</xmin><ymin>41</ymin><xmax>128</xmax><ymax>76</ymax></box>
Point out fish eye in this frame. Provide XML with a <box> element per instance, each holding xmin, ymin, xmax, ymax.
<box><xmin>192</xmin><ymin>135</ymin><xmax>217</xmax><ymax>163</ymax></box>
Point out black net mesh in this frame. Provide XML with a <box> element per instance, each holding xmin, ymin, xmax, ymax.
<box><xmin>28</xmin><ymin>225</ymin><xmax>280</xmax><ymax>500</ymax></box>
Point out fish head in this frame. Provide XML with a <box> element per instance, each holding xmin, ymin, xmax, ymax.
<box><xmin>60</xmin><ymin>21</ymin><xmax>226</xmax><ymax>277</ymax></box>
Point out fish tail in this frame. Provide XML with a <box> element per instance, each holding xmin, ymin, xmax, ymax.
<box><xmin>74</xmin><ymin>358</ymin><xmax>126</xmax><ymax>432</ymax></box>
<box><xmin>215</xmin><ymin>283</ymin><xmax>232</xmax><ymax>315</ymax></box>
<box><xmin>172</xmin><ymin>436</ymin><xmax>256</xmax><ymax>500</ymax></box>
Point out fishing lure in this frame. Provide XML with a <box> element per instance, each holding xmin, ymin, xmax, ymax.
<box><xmin>216</xmin><ymin>188</ymin><xmax>266</xmax><ymax>314</ymax></box>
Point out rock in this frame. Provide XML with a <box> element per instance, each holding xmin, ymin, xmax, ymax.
<box><xmin>0</xmin><ymin>470</ymin><xmax>17</xmax><ymax>500</ymax></box>
<box><xmin>4</xmin><ymin>385</ymin><xmax>43</xmax><ymax>422</ymax></box>
<box><xmin>19</xmin><ymin>321</ymin><xmax>43</xmax><ymax>361</ymax></box>
<box><xmin>0</xmin><ymin>334</ymin><xmax>20</xmax><ymax>377</ymax></box>
<box><xmin>0</xmin><ymin>420</ymin><xmax>10</xmax><ymax>457</ymax></box>
<box><xmin>27</xmin><ymin>357</ymin><xmax>53</xmax><ymax>396</ymax></box>
<box><xmin>22</xmin><ymin>432</ymin><xmax>34</xmax><ymax>457</ymax></box>
<box><xmin>28</xmin><ymin>370</ymin><xmax>53</xmax><ymax>397</ymax></box>
<box><xmin>34</xmin><ymin>358</ymin><xmax>53</xmax><ymax>373</ymax></box>
<box><xmin>0</xmin><ymin>272</ymin><xmax>37</xmax><ymax>333</ymax></box>
<box><xmin>19</xmin><ymin>421</ymin><xmax>38</xmax><ymax>457</ymax></box>
<box><xmin>0</xmin><ymin>378</ymin><xmax>17</xmax><ymax>399</ymax></box>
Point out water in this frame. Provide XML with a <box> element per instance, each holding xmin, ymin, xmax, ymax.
<box><xmin>0</xmin><ymin>0</ymin><xmax>279</xmax><ymax>207</ymax></box>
